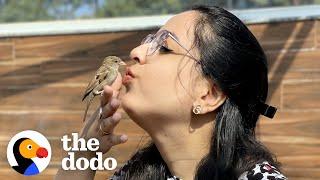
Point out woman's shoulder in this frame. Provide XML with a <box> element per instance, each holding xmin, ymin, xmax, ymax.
<box><xmin>238</xmin><ymin>161</ymin><xmax>287</xmax><ymax>180</ymax></box>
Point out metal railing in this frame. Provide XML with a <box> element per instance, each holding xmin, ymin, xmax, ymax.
<box><xmin>0</xmin><ymin>5</ymin><xmax>319</xmax><ymax>37</ymax></box>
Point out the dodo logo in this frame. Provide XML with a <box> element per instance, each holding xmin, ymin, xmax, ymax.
<box><xmin>7</xmin><ymin>130</ymin><xmax>51</xmax><ymax>176</ymax></box>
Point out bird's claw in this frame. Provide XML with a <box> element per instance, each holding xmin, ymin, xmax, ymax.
<box><xmin>93</xmin><ymin>90</ymin><xmax>104</xmax><ymax>96</ymax></box>
<box><xmin>99</xmin><ymin>106</ymin><xmax>103</xmax><ymax>119</ymax></box>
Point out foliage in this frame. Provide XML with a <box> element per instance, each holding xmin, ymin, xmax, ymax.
<box><xmin>0</xmin><ymin>0</ymin><xmax>318</xmax><ymax>23</ymax></box>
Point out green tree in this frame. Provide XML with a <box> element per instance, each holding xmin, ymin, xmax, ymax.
<box><xmin>96</xmin><ymin>0</ymin><xmax>183</xmax><ymax>17</ymax></box>
<box><xmin>0</xmin><ymin>0</ymin><xmax>52</xmax><ymax>22</ymax></box>
<box><xmin>0</xmin><ymin>0</ymin><xmax>319</xmax><ymax>23</ymax></box>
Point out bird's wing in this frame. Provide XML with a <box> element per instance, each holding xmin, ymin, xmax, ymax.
<box><xmin>82</xmin><ymin>67</ymin><xmax>111</xmax><ymax>101</ymax></box>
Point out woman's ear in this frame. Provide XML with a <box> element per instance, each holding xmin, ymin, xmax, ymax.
<box><xmin>193</xmin><ymin>81</ymin><xmax>226</xmax><ymax>114</ymax></box>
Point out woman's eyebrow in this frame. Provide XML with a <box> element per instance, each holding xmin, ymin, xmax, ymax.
<box><xmin>169</xmin><ymin>31</ymin><xmax>180</xmax><ymax>41</ymax></box>
<box><xmin>161</xmin><ymin>28</ymin><xmax>180</xmax><ymax>41</ymax></box>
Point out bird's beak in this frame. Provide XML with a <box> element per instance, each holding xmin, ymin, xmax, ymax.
<box><xmin>36</xmin><ymin>147</ymin><xmax>48</xmax><ymax>158</ymax></box>
<box><xmin>119</xmin><ymin>61</ymin><xmax>127</xmax><ymax>66</ymax></box>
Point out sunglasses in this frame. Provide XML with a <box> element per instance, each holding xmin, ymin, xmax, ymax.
<box><xmin>140</xmin><ymin>29</ymin><xmax>199</xmax><ymax>63</ymax></box>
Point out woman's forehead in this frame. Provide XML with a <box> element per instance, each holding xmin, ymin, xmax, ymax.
<box><xmin>160</xmin><ymin>11</ymin><xmax>198</xmax><ymax>46</ymax></box>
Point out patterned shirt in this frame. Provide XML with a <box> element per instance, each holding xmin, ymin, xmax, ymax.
<box><xmin>109</xmin><ymin>160</ymin><xmax>287</xmax><ymax>180</ymax></box>
<box><xmin>238</xmin><ymin>161</ymin><xmax>287</xmax><ymax>180</ymax></box>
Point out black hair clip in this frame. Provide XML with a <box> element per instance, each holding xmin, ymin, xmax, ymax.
<box><xmin>256</xmin><ymin>101</ymin><xmax>277</xmax><ymax>119</ymax></box>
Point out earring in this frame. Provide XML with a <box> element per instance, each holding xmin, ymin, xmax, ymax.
<box><xmin>193</xmin><ymin>105</ymin><xmax>202</xmax><ymax>114</ymax></box>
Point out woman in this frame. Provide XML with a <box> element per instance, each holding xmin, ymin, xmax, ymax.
<box><xmin>56</xmin><ymin>5</ymin><xmax>287</xmax><ymax>180</ymax></box>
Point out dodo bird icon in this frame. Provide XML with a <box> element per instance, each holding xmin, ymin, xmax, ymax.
<box><xmin>12</xmin><ymin>138</ymin><xmax>48</xmax><ymax>176</ymax></box>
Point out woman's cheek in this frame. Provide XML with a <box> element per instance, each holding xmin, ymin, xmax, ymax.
<box><xmin>127</xmin><ymin>62</ymin><xmax>187</xmax><ymax>111</ymax></box>
<box><xmin>146</xmin><ymin>79</ymin><xmax>186</xmax><ymax>112</ymax></box>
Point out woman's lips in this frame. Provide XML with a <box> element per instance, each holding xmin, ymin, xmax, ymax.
<box><xmin>123</xmin><ymin>67</ymin><xmax>135</xmax><ymax>84</ymax></box>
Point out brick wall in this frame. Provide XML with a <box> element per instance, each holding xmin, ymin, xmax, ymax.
<box><xmin>0</xmin><ymin>19</ymin><xmax>319</xmax><ymax>179</ymax></box>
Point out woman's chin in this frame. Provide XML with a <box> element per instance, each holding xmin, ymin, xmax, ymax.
<box><xmin>120</xmin><ymin>94</ymin><xmax>134</xmax><ymax>116</ymax></box>
<box><xmin>120</xmin><ymin>95</ymin><xmax>145</xmax><ymax>123</ymax></box>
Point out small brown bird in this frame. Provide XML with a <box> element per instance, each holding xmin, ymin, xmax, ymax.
<box><xmin>82</xmin><ymin>56</ymin><xmax>127</xmax><ymax>122</ymax></box>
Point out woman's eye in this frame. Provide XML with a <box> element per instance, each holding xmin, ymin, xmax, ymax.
<box><xmin>159</xmin><ymin>46</ymin><xmax>173</xmax><ymax>53</ymax></box>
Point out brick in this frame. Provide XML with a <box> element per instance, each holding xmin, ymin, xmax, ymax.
<box><xmin>278</xmin><ymin>155</ymin><xmax>320</xmax><ymax>168</ymax></box>
<box><xmin>266</xmin><ymin>50</ymin><xmax>320</xmax><ymax>85</ymax></box>
<box><xmin>261</xmin><ymin>39</ymin><xmax>315</xmax><ymax>52</ymax></box>
<box><xmin>41</xmin><ymin>58</ymin><xmax>103</xmax><ymax>84</ymax></box>
<box><xmin>248</xmin><ymin>21</ymin><xmax>315</xmax><ymax>42</ymax></box>
<box><xmin>264</xmin><ymin>142</ymin><xmax>320</xmax><ymax>157</ymax></box>
<box><xmin>269</xmin><ymin>71</ymin><xmax>320</xmax><ymax>82</ymax></box>
<box><xmin>0</xmin><ymin>64</ymin><xmax>41</xmax><ymax>86</ymax></box>
<box><xmin>266</xmin><ymin>50</ymin><xmax>320</xmax><ymax>72</ymax></box>
<box><xmin>0</xmin><ymin>44</ymin><xmax>13</xmax><ymax>61</ymax></box>
<box><xmin>257</xmin><ymin>111</ymin><xmax>320</xmax><ymax>164</ymax></box>
<box><xmin>258</xmin><ymin>111</ymin><xmax>320</xmax><ymax>137</ymax></box>
<box><xmin>14</xmin><ymin>30</ymin><xmax>153</xmax><ymax>58</ymax></box>
<box><xmin>0</xmin><ymin>38</ymin><xmax>11</xmax><ymax>42</ymax></box>
<box><xmin>282</xmin><ymin>167</ymin><xmax>320</xmax><ymax>178</ymax></box>
<box><xmin>0</xmin><ymin>112</ymin><xmax>144</xmax><ymax>137</ymax></box>
<box><xmin>282</xmin><ymin>81</ymin><xmax>320</xmax><ymax>109</ymax></box>
<box><xmin>0</xmin><ymin>57</ymin><xmax>126</xmax><ymax>86</ymax></box>
<box><xmin>0</xmin><ymin>85</ymin><xmax>85</xmax><ymax>111</ymax></box>
<box><xmin>0</xmin><ymin>57</ymin><xmax>53</xmax><ymax>65</ymax></box>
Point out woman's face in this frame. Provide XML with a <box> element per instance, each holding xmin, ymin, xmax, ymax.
<box><xmin>120</xmin><ymin>11</ymin><xmax>204</xmax><ymax>132</ymax></box>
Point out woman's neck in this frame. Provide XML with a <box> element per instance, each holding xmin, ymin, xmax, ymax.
<box><xmin>150</xmin><ymin>114</ymin><xmax>214</xmax><ymax>180</ymax></box>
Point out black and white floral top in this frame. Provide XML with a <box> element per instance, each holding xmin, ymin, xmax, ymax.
<box><xmin>238</xmin><ymin>161</ymin><xmax>287</xmax><ymax>180</ymax></box>
<box><xmin>110</xmin><ymin>160</ymin><xmax>287</xmax><ymax>180</ymax></box>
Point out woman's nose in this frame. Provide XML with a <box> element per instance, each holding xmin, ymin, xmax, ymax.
<box><xmin>129</xmin><ymin>44</ymin><xmax>149</xmax><ymax>64</ymax></box>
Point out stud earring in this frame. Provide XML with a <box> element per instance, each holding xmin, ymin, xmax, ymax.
<box><xmin>193</xmin><ymin>105</ymin><xmax>202</xmax><ymax>114</ymax></box>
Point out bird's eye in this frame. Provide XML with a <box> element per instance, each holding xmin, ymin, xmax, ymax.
<box><xmin>27</xmin><ymin>145</ymin><xmax>32</xmax><ymax>150</ymax></box>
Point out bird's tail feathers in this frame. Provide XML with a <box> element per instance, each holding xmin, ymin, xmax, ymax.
<box><xmin>82</xmin><ymin>96</ymin><xmax>93</xmax><ymax>122</ymax></box>
<box><xmin>82</xmin><ymin>92</ymin><xmax>89</xmax><ymax>102</ymax></box>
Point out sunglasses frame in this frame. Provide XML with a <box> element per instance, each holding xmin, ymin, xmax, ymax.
<box><xmin>141</xmin><ymin>29</ymin><xmax>199</xmax><ymax>63</ymax></box>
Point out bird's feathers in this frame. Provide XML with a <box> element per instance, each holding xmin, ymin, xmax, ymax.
<box><xmin>82</xmin><ymin>68</ymin><xmax>111</xmax><ymax>101</ymax></box>
<box><xmin>81</xmin><ymin>56</ymin><xmax>126</xmax><ymax>122</ymax></box>
<box><xmin>82</xmin><ymin>93</ymin><xmax>94</xmax><ymax>122</ymax></box>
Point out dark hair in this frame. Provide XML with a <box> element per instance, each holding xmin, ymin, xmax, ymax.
<box><xmin>114</xmin><ymin>5</ymin><xmax>280</xmax><ymax>180</ymax></box>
